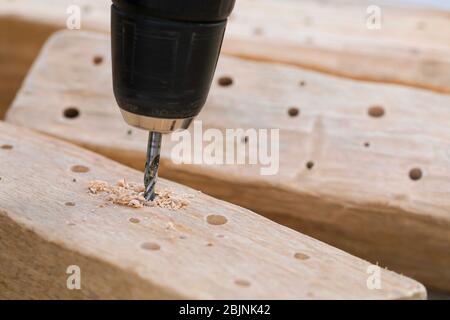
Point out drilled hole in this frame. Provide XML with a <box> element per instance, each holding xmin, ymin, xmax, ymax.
<box><xmin>64</xmin><ymin>107</ymin><xmax>80</xmax><ymax>119</ymax></box>
<box><xmin>294</xmin><ymin>252</ymin><xmax>310</xmax><ymax>260</ymax></box>
<box><xmin>72</xmin><ymin>178</ymin><xmax>77</xmax><ymax>182</ymax></box>
<box><xmin>93</xmin><ymin>55</ymin><xmax>103</xmax><ymax>65</ymax></box>
<box><xmin>235</xmin><ymin>279</ymin><xmax>251</xmax><ymax>287</ymax></box>
<box><xmin>368</xmin><ymin>106</ymin><xmax>385</xmax><ymax>118</ymax></box>
<box><xmin>129</xmin><ymin>217</ymin><xmax>140</xmax><ymax>224</ymax></box>
<box><xmin>218</xmin><ymin>76</ymin><xmax>233</xmax><ymax>87</ymax></box>
<box><xmin>409</xmin><ymin>168</ymin><xmax>422</xmax><ymax>181</ymax></box>
<box><xmin>65</xmin><ymin>202</ymin><xmax>76</xmax><ymax>207</ymax></box>
<box><xmin>1</xmin><ymin>144</ymin><xmax>13</xmax><ymax>150</ymax></box>
<box><xmin>364</xmin><ymin>142</ymin><xmax>370</xmax><ymax>148</ymax></box>
<box><xmin>141</xmin><ymin>242</ymin><xmax>160</xmax><ymax>251</ymax></box>
<box><xmin>288</xmin><ymin>107</ymin><xmax>299</xmax><ymax>117</ymax></box>
<box><xmin>306</xmin><ymin>161</ymin><xmax>314</xmax><ymax>170</ymax></box>
<box><xmin>71</xmin><ymin>165</ymin><xmax>90</xmax><ymax>173</ymax></box>
<box><xmin>299</xmin><ymin>81</ymin><xmax>306</xmax><ymax>87</ymax></box>
<box><xmin>207</xmin><ymin>214</ymin><xmax>228</xmax><ymax>225</ymax></box>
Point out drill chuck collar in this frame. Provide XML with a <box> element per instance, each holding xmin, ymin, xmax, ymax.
<box><xmin>111</xmin><ymin>0</ymin><xmax>236</xmax><ymax>133</ymax></box>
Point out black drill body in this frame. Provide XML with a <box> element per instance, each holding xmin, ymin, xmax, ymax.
<box><xmin>111</xmin><ymin>0</ymin><xmax>235</xmax><ymax>120</ymax></box>
<box><xmin>111</xmin><ymin>0</ymin><xmax>235</xmax><ymax>200</ymax></box>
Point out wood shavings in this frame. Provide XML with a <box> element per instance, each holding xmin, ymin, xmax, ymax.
<box><xmin>88</xmin><ymin>180</ymin><xmax>108</xmax><ymax>193</ymax></box>
<box><xmin>154</xmin><ymin>188</ymin><xmax>192</xmax><ymax>210</ymax></box>
<box><xmin>88</xmin><ymin>179</ymin><xmax>191</xmax><ymax>210</ymax></box>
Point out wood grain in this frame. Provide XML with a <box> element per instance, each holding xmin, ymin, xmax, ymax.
<box><xmin>0</xmin><ymin>121</ymin><xmax>426</xmax><ymax>299</ymax></box>
<box><xmin>224</xmin><ymin>0</ymin><xmax>450</xmax><ymax>93</ymax></box>
<box><xmin>0</xmin><ymin>0</ymin><xmax>449</xmax><ymax>118</ymax></box>
<box><xmin>7</xmin><ymin>31</ymin><xmax>450</xmax><ymax>292</ymax></box>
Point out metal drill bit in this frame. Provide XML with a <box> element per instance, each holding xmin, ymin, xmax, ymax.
<box><xmin>144</xmin><ymin>131</ymin><xmax>162</xmax><ymax>201</ymax></box>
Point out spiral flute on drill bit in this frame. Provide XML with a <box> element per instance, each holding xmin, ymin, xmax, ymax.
<box><xmin>144</xmin><ymin>132</ymin><xmax>162</xmax><ymax>201</ymax></box>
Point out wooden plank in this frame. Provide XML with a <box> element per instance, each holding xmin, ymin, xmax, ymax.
<box><xmin>0</xmin><ymin>121</ymin><xmax>426</xmax><ymax>299</ymax></box>
<box><xmin>0</xmin><ymin>0</ymin><xmax>449</xmax><ymax>119</ymax></box>
<box><xmin>0</xmin><ymin>0</ymin><xmax>106</xmax><ymax>117</ymax></box>
<box><xmin>0</xmin><ymin>18</ymin><xmax>57</xmax><ymax>118</ymax></box>
<box><xmin>7</xmin><ymin>31</ymin><xmax>450</xmax><ymax>292</ymax></box>
<box><xmin>224</xmin><ymin>0</ymin><xmax>450</xmax><ymax>93</ymax></box>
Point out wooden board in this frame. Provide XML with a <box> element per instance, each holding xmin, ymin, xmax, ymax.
<box><xmin>0</xmin><ymin>18</ymin><xmax>57</xmax><ymax>118</ymax></box>
<box><xmin>0</xmin><ymin>121</ymin><xmax>426</xmax><ymax>299</ymax></box>
<box><xmin>224</xmin><ymin>0</ymin><xmax>450</xmax><ymax>93</ymax></box>
<box><xmin>7</xmin><ymin>31</ymin><xmax>450</xmax><ymax>292</ymax></box>
<box><xmin>1</xmin><ymin>0</ymin><xmax>449</xmax><ymax>118</ymax></box>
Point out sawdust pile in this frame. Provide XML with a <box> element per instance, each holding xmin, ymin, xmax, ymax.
<box><xmin>88</xmin><ymin>179</ymin><xmax>192</xmax><ymax>210</ymax></box>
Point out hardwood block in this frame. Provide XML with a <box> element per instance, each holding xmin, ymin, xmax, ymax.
<box><xmin>0</xmin><ymin>122</ymin><xmax>426</xmax><ymax>299</ymax></box>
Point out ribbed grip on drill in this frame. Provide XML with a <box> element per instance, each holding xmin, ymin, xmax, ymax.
<box><xmin>111</xmin><ymin>1</ymin><xmax>232</xmax><ymax>119</ymax></box>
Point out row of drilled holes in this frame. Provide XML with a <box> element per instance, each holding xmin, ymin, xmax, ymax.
<box><xmin>218</xmin><ymin>76</ymin><xmax>386</xmax><ymax>119</ymax></box>
<box><xmin>59</xmin><ymin>59</ymin><xmax>423</xmax><ymax>180</ymax></box>
<box><xmin>218</xmin><ymin>76</ymin><xmax>402</xmax><ymax>173</ymax></box>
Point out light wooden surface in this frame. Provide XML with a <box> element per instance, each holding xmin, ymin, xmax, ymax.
<box><xmin>0</xmin><ymin>0</ymin><xmax>449</xmax><ymax>118</ymax></box>
<box><xmin>0</xmin><ymin>121</ymin><xmax>426</xmax><ymax>299</ymax></box>
<box><xmin>224</xmin><ymin>0</ymin><xmax>450</xmax><ymax>93</ymax></box>
<box><xmin>7</xmin><ymin>31</ymin><xmax>450</xmax><ymax>292</ymax></box>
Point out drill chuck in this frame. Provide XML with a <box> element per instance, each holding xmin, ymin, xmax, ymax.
<box><xmin>111</xmin><ymin>0</ymin><xmax>236</xmax><ymax>133</ymax></box>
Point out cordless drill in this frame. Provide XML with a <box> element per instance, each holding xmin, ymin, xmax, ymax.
<box><xmin>111</xmin><ymin>0</ymin><xmax>236</xmax><ymax>200</ymax></box>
